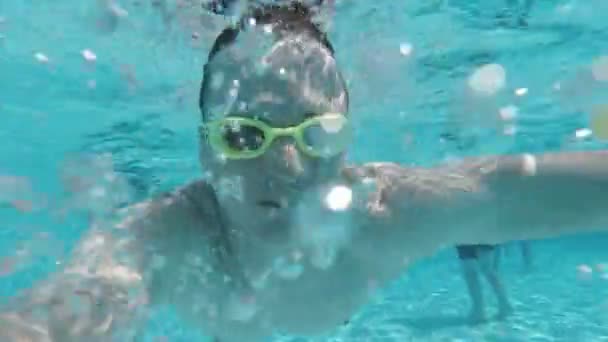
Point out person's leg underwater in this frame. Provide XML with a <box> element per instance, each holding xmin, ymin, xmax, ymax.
<box><xmin>477</xmin><ymin>246</ymin><xmax>513</xmax><ymax>319</ymax></box>
<box><xmin>519</xmin><ymin>0</ymin><xmax>535</xmax><ymax>26</ymax></box>
<box><xmin>493</xmin><ymin>244</ymin><xmax>503</xmax><ymax>271</ymax></box>
<box><xmin>456</xmin><ymin>245</ymin><xmax>486</xmax><ymax>323</ymax></box>
<box><xmin>497</xmin><ymin>0</ymin><xmax>533</xmax><ymax>27</ymax></box>
<box><xmin>520</xmin><ymin>241</ymin><xmax>533</xmax><ymax>271</ymax></box>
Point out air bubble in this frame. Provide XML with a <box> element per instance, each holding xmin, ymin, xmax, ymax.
<box><xmin>34</xmin><ymin>52</ymin><xmax>49</xmax><ymax>63</ymax></box>
<box><xmin>399</xmin><ymin>42</ymin><xmax>413</xmax><ymax>56</ymax></box>
<box><xmin>81</xmin><ymin>49</ymin><xmax>97</xmax><ymax>63</ymax></box>
<box><xmin>577</xmin><ymin>264</ymin><xmax>593</xmax><ymax>280</ymax></box>
<box><xmin>515</xmin><ymin>87</ymin><xmax>528</xmax><ymax>96</ymax></box>
<box><xmin>575</xmin><ymin>128</ymin><xmax>592</xmax><ymax>140</ymax></box>
<box><xmin>591</xmin><ymin>56</ymin><xmax>608</xmax><ymax>82</ymax></box>
<box><xmin>499</xmin><ymin>105</ymin><xmax>518</xmax><ymax>121</ymax></box>
<box><xmin>468</xmin><ymin>63</ymin><xmax>506</xmax><ymax>96</ymax></box>
<box><xmin>503</xmin><ymin>125</ymin><xmax>517</xmax><ymax>136</ymax></box>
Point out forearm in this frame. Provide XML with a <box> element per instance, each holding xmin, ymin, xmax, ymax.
<box><xmin>489</xmin><ymin>150</ymin><xmax>608</xmax><ymax>180</ymax></box>
<box><xmin>0</xmin><ymin>232</ymin><xmax>146</xmax><ymax>341</ymax></box>
<box><xmin>0</xmin><ymin>312</ymin><xmax>51</xmax><ymax>342</ymax></box>
<box><xmin>478</xmin><ymin>150</ymin><xmax>608</xmax><ymax>242</ymax></box>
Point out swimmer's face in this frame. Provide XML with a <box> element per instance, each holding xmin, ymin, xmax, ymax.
<box><xmin>199</xmin><ymin>26</ymin><xmax>349</xmax><ymax>230</ymax></box>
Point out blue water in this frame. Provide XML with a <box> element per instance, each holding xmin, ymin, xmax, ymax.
<box><xmin>2</xmin><ymin>0</ymin><xmax>608</xmax><ymax>341</ymax></box>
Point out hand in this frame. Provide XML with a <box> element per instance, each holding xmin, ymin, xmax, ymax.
<box><xmin>341</xmin><ymin>162</ymin><xmax>404</xmax><ymax>217</ymax></box>
<box><xmin>1</xmin><ymin>275</ymin><xmax>140</xmax><ymax>342</ymax></box>
<box><xmin>0</xmin><ymin>313</ymin><xmax>51</xmax><ymax>342</ymax></box>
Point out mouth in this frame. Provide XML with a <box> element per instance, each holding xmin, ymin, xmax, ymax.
<box><xmin>257</xmin><ymin>197</ymin><xmax>291</xmax><ymax>210</ymax></box>
<box><xmin>257</xmin><ymin>200</ymin><xmax>283</xmax><ymax>209</ymax></box>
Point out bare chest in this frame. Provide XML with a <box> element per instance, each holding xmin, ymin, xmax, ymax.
<box><xmin>162</xmin><ymin>219</ymin><xmax>417</xmax><ymax>339</ymax></box>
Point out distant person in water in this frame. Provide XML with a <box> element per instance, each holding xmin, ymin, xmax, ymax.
<box><xmin>2</xmin><ymin>1</ymin><xmax>608</xmax><ymax>341</ymax></box>
<box><xmin>499</xmin><ymin>0</ymin><xmax>535</xmax><ymax>26</ymax></box>
<box><xmin>456</xmin><ymin>244</ymin><xmax>512</xmax><ymax>323</ymax></box>
<box><xmin>494</xmin><ymin>241</ymin><xmax>533</xmax><ymax>271</ymax></box>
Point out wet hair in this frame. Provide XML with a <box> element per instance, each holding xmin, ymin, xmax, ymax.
<box><xmin>198</xmin><ymin>1</ymin><xmax>348</xmax><ymax>121</ymax></box>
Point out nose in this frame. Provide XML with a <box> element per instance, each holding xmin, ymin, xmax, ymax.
<box><xmin>265</xmin><ymin>139</ymin><xmax>311</xmax><ymax>180</ymax></box>
<box><xmin>282</xmin><ymin>144</ymin><xmax>304</xmax><ymax>176</ymax></box>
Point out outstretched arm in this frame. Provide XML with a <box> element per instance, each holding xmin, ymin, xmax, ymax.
<box><xmin>347</xmin><ymin>150</ymin><xmax>608</xmax><ymax>256</ymax></box>
<box><xmin>0</xmin><ymin>185</ymin><xmax>201</xmax><ymax>341</ymax></box>
<box><xmin>0</xmin><ymin>229</ymin><xmax>145</xmax><ymax>341</ymax></box>
<box><xmin>465</xmin><ymin>150</ymin><xmax>608</xmax><ymax>243</ymax></box>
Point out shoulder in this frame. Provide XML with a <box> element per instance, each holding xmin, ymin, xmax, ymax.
<box><xmin>116</xmin><ymin>179</ymin><xmax>218</xmax><ymax>235</ymax></box>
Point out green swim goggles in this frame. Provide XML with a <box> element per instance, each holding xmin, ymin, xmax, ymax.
<box><xmin>201</xmin><ymin>113</ymin><xmax>352</xmax><ymax>159</ymax></box>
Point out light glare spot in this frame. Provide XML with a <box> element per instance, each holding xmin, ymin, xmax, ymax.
<box><xmin>324</xmin><ymin>185</ymin><xmax>352</xmax><ymax>211</ymax></box>
<box><xmin>319</xmin><ymin>115</ymin><xmax>346</xmax><ymax>133</ymax></box>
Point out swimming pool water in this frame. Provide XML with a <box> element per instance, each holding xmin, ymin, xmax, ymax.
<box><xmin>2</xmin><ymin>0</ymin><xmax>608</xmax><ymax>341</ymax></box>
